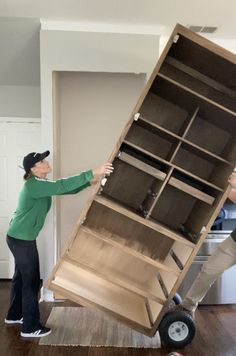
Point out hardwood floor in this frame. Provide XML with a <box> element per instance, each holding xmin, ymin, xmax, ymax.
<box><xmin>1</xmin><ymin>280</ymin><xmax>236</xmax><ymax>356</ymax></box>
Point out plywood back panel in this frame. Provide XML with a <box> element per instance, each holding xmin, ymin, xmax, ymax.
<box><xmin>139</xmin><ymin>92</ymin><xmax>189</xmax><ymax>135</ymax></box>
<box><xmin>167</xmin><ymin>35</ymin><xmax>235</xmax><ymax>89</ymax></box>
<box><xmin>125</xmin><ymin>123</ymin><xmax>176</xmax><ymax>160</ymax></box>
<box><xmin>68</xmin><ymin>229</ymin><xmax>162</xmax><ymax>290</ymax></box>
<box><xmin>185</xmin><ymin>115</ymin><xmax>230</xmax><ymax>156</ymax></box>
<box><xmin>84</xmin><ymin>202</ymin><xmax>174</xmax><ymax>261</ymax></box>
<box><xmin>150</xmin><ymin>185</ymin><xmax>197</xmax><ymax>231</ymax></box>
<box><xmin>102</xmin><ymin>159</ymin><xmax>155</xmax><ymax>211</ymax></box>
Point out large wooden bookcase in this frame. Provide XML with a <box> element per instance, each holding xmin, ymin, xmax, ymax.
<box><xmin>46</xmin><ymin>24</ymin><xmax>236</xmax><ymax>337</ymax></box>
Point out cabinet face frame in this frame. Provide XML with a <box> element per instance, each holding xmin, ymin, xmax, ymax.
<box><xmin>47</xmin><ymin>24</ymin><xmax>236</xmax><ymax>336</ymax></box>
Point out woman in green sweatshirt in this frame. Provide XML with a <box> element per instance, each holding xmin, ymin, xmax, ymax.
<box><xmin>4</xmin><ymin>150</ymin><xmax>113</xmax><ymax>338</ymax></box>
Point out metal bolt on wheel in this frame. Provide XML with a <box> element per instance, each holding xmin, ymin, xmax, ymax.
<box><xmin>168</xmin><ymin>321</ymin><xmax>189</xmax><ymax>341</ymax></box>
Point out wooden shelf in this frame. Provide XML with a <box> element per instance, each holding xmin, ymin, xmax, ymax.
<box><xmin>94</xmin><ymin>195</ymin><xmax>195</xmax><ymax>248</ymax></box>
<box><xmin>168</xmin><ymin>177</ymin><xmax>215</xmax><ymax>205</ymax></box>
<box><xmin>64</xmin><ymin>255</ymin><xmax>166</xmax><ymax>305</ymax></box>
<box><xmin>118</xmin><ymin>151</ymin><xmax>166</xmax><ymax>181</ymax></box>
<box><xmin>167</xmin><ymin>30</ymin><xmax>235</xmax><ymax>91</ymax></box>
<box><xmin>139</xmin><ymin>91</ymin><xmax>190</xmax><ymax>136</ymax></box>
<box><xmin>124</xmin><ymin>139</ymin><xmax>224</xmax><ymax>192</ymax></box>
<box><xmin>164</xmin><ymin>56</ymin><xmax>236</xmax><ymax>101</ymax></box>
<box><xmin>178</xmin><ymin>141</ymin><xmax>233</xmax><ymax>167</ymax></box>
<box><xmin>151</xmin><ymin>75</ymin><xmax>236</xmax><ymax>139</ymax></box>
<box><xmin>123</xmin><ymin>139</ymin><xmax>174</xmax><ymax>167</ymax></box>
<box><xmin>160</xmin><ymin>56</ymin><xmax>236</xmax><ymax>113</ymax></box>
<box><xmin>137</xmin><ymin>116</ymin><xmax>181</xmax><ymax>141</ymax></box>
<box><xmin>79</xmin><ymin>226</ymin><xmax>180</xmax><ymax>275</ymax></box>
<box><xmin>173</xmin><ymin>164</ymin><xmax>224</xmax><ymax>193</ymax></box>
<box><xmin>52</xmin><ymin>259</ymin><xmax>155</xmax><ymax>331</ymax></box>
<box><xmin>158</xmin><ymin>73</ymin><xmax>236</xmax><ymax>117</ymax></box>
<box><xmin>138</xmin><ymin>116</ymin><xmax>233</xmax><ymax>166</ymax></box>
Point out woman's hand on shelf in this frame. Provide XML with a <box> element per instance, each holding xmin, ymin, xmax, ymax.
<box><xmin>92</xmin><ymin>163</ymin><xmax>114</xmax><ymax>177</ymax></box>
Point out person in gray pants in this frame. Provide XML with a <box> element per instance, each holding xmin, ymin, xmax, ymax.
<box><xmin>176</xmin><ymin>171</ymin><xmax>236</xmax><ymax>317</ymax></box>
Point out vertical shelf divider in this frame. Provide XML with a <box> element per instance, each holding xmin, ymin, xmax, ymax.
<box><xmin>169</xmin><ymin>106</ymin><xmax>199</xmax><ymax>163</ymax></box>
<box><xmin>181</xmin><ymin>106</ymin><xmax>200</xmax><ymax>139</ymax></box>
<box><xmin>146</xmin><ymin>167</ymin><xmax>175</xmax><ymax>219</ymax></box>
<box><xmin>140</xmin><ymin>108</ymin><xmax>200</xmax><ymax>219</ymax></box>
<box><xmin>138</xmin><ymin>108</ymin><xmax>200</xmax><ymax>218</ymax></box>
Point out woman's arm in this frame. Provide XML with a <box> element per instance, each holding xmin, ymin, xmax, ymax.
<box><xmin>28</xmin><ymin>163</ymin><xmax>113</xmax><ymax>198</ymax></box>
<box><xmin>28</xmin><ymin>170</ymin><xmax>94</xmax><ymax>198</ymax></box>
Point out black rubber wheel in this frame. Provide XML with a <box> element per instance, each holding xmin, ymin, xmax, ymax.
<box><xmin>159</xmin><ymin>311</ymin><xmax>195</xmax><ymax>348</ymax></box>
<box><xmin>173</xmin><ymin>293</ymin><xmax>182</xmax><ymax>305</ymax></box>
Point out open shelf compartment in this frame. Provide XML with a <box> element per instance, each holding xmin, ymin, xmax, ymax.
<box><xmin>150</xmin><ymin>75</ymin><xmax>236</xmax><ymax>157</ymax></box>
<box><xmin>150</xmin><ymin>183</ymin><xmax>222</xmax><ymax>243</ymax></box>
<box><xmin>168</xmin><ymin>169</ymin><xmax>220</xmax><ymax>205</ymax></box>
<box><xmin>159</xmin><ymin>56</ymin><xmax>236</xmax><ymax>112</ymax></box>
<box><xmin>83</xmin><ymin>198</ymin><xmax>194</xmax><ymax>275</ymax></box>
<box><xmin>102</xmin><ymin>146</ymin><xmax>171</xmax><ymax>213</ymax></box>
<box><xmin>51</xmin><ymin>259</ymin><xmax>160</xmax><ymax>333</ymax></box>
<box><xmin>172</xmin><ymin>142</ymin><xmax>234</xmax><ymax>189</ymax></box>
<box><xmin>139</xmin><ymin>91</ymin><xmax>191</xmax><ymax>136</ymax></box>
<box><xmin>93</xmin><ymin>195</ymin><xmax>195</xmax><ymax>247</ymax></box>
<box><xmin>161</xmin><ymin>34</ymin><xmax>236</xmax><ymax>112</ymax></box>
<box><xmin>67</xmin><ymin>226</ymin><xmax>171</xmax><ymax>304</ymax></box>
<box><xmin>124</xmin><ymin>119</ymin><xmax>179</xmax><ymax>162</ymax></box>
<box><xmin>138</xmin><ymin>73</ymin><xmax>236</xmax><ymax>167</ymax></box>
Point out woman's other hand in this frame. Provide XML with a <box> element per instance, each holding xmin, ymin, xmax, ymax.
<box><xmin>228</xmin><ymin>172</ymin><xmax>236</xmax><ymax>189</ymax></box>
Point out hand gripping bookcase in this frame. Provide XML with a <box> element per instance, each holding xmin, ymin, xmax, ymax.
<box><xmin>46</xmin><ymin>24</ymin><xmax>236</xmax><ymax>337</ymax></box>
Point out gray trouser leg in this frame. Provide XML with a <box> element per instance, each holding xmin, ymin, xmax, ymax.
<box><xmin>182</xmin><ymin>235</ymin><xmax>236</xmax><ymax>312</ymax></box>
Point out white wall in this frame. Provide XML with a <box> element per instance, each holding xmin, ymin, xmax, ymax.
<box><xmin>210</xmin><ymin>38</ymin><xmax>236</xmax><ymax>54</ymax></box>
<box><xmin>0</xmin><ymin>85</ymin><xmax>41</xmax><ymax>118</ymax></box>
<box><xmin>56</xmin><ymin>71</ymin><xmax>146</xmax><ymax>252</ymax></box>
<box><xmin>40</xmin><ymin>29</ymin><xmax>160</xmax><ymax>299</ymax></box>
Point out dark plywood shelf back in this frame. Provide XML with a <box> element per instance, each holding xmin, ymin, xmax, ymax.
<box><xmin>47</xmin><ymin>24</ymin><xmax>236</xmax><ymax>337</ymax></box>
<box><xmin>166</xmin><ymin>34</ymin><xmax>236</xmax><ymax>93</ymax></box>
<box><xmin>160</xmin><ymin>56</ymin><xmax>236</xmax><ymax>112</ymax></box>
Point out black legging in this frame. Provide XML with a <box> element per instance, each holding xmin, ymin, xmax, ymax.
<box><xmin>6</xmin><ymin>235</ymin><xmax>41</xmax><ymax>333</ymax></box>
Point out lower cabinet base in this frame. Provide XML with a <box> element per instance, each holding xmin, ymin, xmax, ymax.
<box><xmin>49</xmin><ymin>259</ymin><xmax>164</xmax><ymax>336</ymax></box>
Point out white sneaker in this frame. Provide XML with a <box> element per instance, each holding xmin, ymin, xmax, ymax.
<box><xmin>20</xmin><ymin>326</ymin><xmax>51</xmax><ymax>338</ymax></box>
<box><xmin>5</xmin><ymin>317</ymin><xmax>23</xmax><ymax>324</ymax></box>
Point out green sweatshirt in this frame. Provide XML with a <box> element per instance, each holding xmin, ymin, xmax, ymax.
<box><xmin>7</xmin><ymin>170</ymin><xmax>94</xmax><ymax>241</ymax></box>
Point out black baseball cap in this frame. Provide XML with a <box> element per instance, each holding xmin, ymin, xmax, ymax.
<box><xmin>23</xmin><ymin>150</ymin><xmax>50</xmax><ymax>173</ymax></box>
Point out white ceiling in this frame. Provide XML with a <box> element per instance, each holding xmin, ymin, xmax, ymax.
<box><xmin>0</xmin><ymin>0</ymin><xmax>235</xmax><ymax>87</ymax></box>
<box><xmin>1</xmin><ymin>0</ymin><xmax>236</xmax><ymax>37</ymax></box>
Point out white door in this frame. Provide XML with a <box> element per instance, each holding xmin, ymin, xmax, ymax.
<box><xmin>0</xmin><ymin>118</ymin><xmax>41</xmax><ymax>278</ymax></box>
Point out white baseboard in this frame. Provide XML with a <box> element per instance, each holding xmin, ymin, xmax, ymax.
<box><xmin>39</xmin><ymin>287</ymin><xmax>55</xmax><ymax>302</ymax></box>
